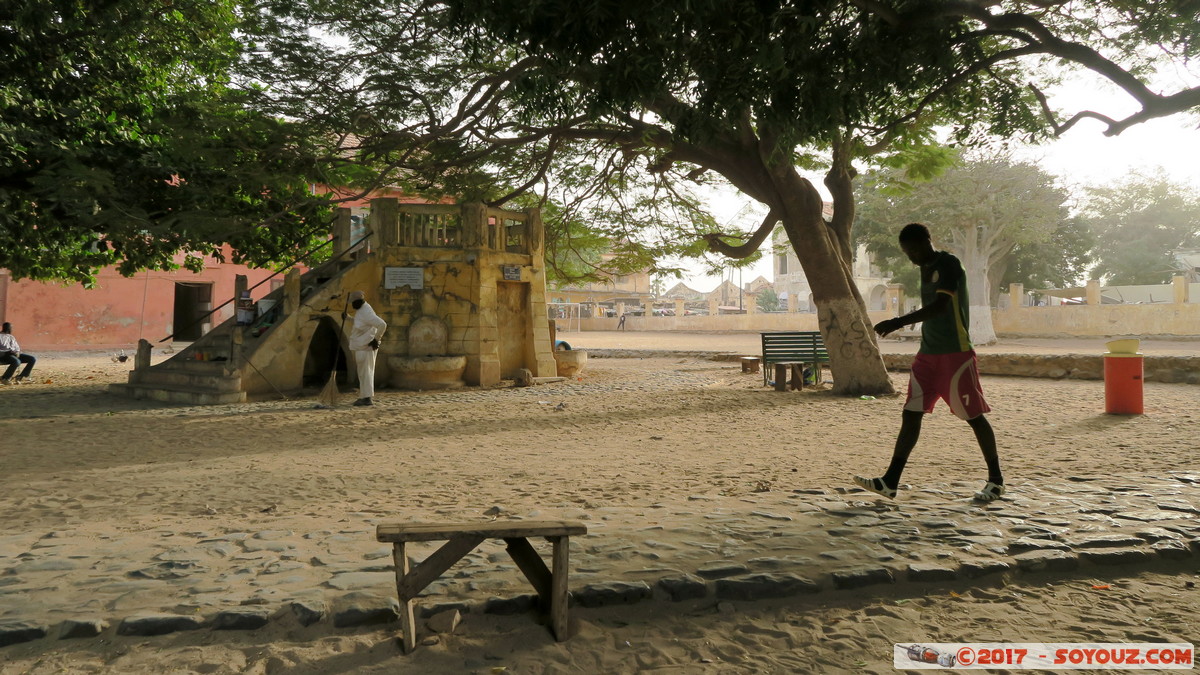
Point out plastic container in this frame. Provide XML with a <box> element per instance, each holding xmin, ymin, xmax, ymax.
<box><xmin>1103</xmin><ymin>339</ymin><xmax>1143</xmax><ymax>414</ymax></box>
<box><xmin>1105</xmin><ymin>338</ymin><xmax>1140</xmax><ymax>354</ymax></box>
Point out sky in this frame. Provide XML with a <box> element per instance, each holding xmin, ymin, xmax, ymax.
<box><xmin>674</xmin><ymin>77</ymin><xmax>1200</xmax><ymax>294</ymax></box>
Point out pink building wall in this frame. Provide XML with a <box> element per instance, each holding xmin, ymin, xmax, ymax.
<box><xmin>1</xmin><ymin>186</ymin><xmax>434</xmax><ymax>350</ymax></box>
<box><xmin>1</xmin><ymin>250</ymin><xmax>284</xmax><ymax>350</ymax></box>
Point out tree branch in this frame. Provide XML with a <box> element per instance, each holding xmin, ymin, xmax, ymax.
<box><xmin>702</xmin><ymin>210</ymin><xmax>779</xmax><ymax>259</ymax></box>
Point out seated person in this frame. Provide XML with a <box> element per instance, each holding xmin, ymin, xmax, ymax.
<box><xmin>0</xmin><ymin>322</ymin><xmax>36</xmax><ymax>384</ymax></box>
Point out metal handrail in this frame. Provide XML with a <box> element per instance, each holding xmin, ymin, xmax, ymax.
<box><xmin>158</xmin><ymin>231</ymin><xmax>372</xmax><ymax>343</ymax></box>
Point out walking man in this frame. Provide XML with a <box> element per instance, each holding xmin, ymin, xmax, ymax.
<box><xmin>855</xmin><ymin>223</ymin><xmax>1005</xmax><ymax>502</ymax></box>
<box><xmin>346</xmin><ymin>291</ymin><xmax>386</xmax><ymax>407</ymax></box>
<box><xmin>0</xmin><ymin>322</ymin><xmax>36</xmax><ymax>384</ymax></box>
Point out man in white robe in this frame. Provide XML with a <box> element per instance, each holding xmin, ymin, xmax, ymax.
<box><xmin>346</xmin><ymin>290</ymin><xmax>386</xmax><ymax>406</ymax></box>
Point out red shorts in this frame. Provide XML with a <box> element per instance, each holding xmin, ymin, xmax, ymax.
<box><xmin>904</xmin><ymin>351</ymin><xmax>990</xmax><ymax>420</ymax></box>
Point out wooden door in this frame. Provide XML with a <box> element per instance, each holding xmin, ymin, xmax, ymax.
<box><xmin>497</xmin><ymin>281</ymin><xmax>529</xmax><ymax>378</ymax></box>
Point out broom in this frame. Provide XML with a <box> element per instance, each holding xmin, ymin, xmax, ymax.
<box><xmin>317</xmin><ymin>307</ymin><xmax>349</xmax><ymax>408</ymax></box>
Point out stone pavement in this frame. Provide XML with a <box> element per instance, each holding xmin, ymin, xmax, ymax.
<box><xmin>2</xmin><ymin>468</ymin><xmax>1197</xmax><ymax>647</ymax></box>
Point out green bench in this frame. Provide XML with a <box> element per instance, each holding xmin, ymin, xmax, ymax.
<box><xmin>760</xmin><ymin>330</ymin><xmax>830</xmax><ymax>390</ymax></box>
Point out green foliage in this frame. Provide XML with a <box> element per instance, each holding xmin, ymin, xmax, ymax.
<box><xmin>1</xmin><ymin>0</ymin><xmax>336</xmax><ymax>283</ymax></box>
<box><xmin>756</xmin><ymin>286</ymin><xmax>783</xmax><ymax>313</ymax></box>
<box><xmin>441</xmin><ymin>0</ymin><xmax>1052</xmax><ymax>154</ymax></box>
<box><xmin>855</xmin><ymin>150</ymin><xmax>1077</xmax><ymax>296</ymax></box>
<box><xmin>233</xmin><ymin>0</ymin><xmax>1200</xmax><ymax>304</ymax></box>
<box><xmin>1004</xmin><ymin>216</ymin><xmax>1095</xmax><ymax>291</ymax></box>
<box><xmin>1080</xmin><ymin>170</ymin><xmax>1200</xmax><ymax>285</ymax></box>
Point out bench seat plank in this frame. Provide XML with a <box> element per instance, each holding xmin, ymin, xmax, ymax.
<box><xmin>377</xmin><ymin>520</ymin><xmax>587</xmax><ymax>542</ymax></box>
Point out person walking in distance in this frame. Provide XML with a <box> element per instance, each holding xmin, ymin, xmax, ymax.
<box><xmin>855</xmin><ymin>223</ymin><xmax>1005</xmax><ymax>502</ymax></box>
<box><xmin>617</xmin><ymin>313</ymin><xmax>626</xmax><ymax>330</ymax></box>
<box><xmin>345</xmin><ymin>291</ymin><xmax>386</xmax><ymax>407</ymax></box>
<box><xmin>0</xmin><ymin>322</ymin><xmax>36</xmax><ymax>384</ymax></box>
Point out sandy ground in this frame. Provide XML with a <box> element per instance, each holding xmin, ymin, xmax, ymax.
<box><xmin>1</xmin><ymin>343</ymin><xmax>1198</xmax><ymax>674</ymax></box>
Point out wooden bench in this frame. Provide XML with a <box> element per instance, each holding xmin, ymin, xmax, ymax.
<box><xmin>772</xmin><ymin>361</ymin><xmax>807</xmax><ymax>391</ymax></box>
<box><xmin>376</xmin><ymin>520</ymin><xmax>587</xmax><ymax>653</ymax></box>
<box><xmin>761</xmin><ymin>331</ymin><xmax>830</xmax><ymax>388</ymax></box>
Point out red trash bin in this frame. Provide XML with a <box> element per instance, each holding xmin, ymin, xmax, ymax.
<box><xmin>1103</xmin><ymin>353</ymin><xmax>1143</xmax><ymax>415</ymax></box>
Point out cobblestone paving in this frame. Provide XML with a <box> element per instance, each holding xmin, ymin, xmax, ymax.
<box><xmin>1</xmin><ymin>359</ymin><xmax>1197</xmax><ymax>646</ymax></box>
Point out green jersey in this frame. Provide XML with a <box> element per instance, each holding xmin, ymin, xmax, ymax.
<box><xmin>919</xmin><ymin>251</ymin><xmax>973</xmax><ymax>354</ymax></box>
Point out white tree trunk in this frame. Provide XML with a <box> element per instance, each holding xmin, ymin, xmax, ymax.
<box><xmin>959</xmin><ymin>248</ymin><xmax>997</xmax><ymax>345</ymax></box>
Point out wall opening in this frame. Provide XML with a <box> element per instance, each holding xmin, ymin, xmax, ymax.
<box><xmin>172</xmin><ymin>282</ymin><xmax>213</xmax><ymax>341</ymax></box>
<box><xmin>304</xmin><ymin>315</ymin><xmax>349</xmax><ymax>387</ymax></box>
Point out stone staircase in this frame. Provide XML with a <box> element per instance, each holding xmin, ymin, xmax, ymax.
<box><xmin>109</xmin><ymin>254</ymin><xmax>363</xmax><ymax>405</ymax></box>
<box><xmin>108</xmin><ymin>359</ymin><xmax>246</xmax><ymax>405</ymax></box>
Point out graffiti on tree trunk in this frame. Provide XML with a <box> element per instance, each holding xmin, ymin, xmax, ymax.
<box><xmin>819</xmin><ymin>305</ymin><xmax>877</xmax><ymax>361</ymax></box>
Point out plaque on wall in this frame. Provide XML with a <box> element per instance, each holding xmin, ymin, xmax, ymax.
<box><xmin>502</xmin><ymin>265</ymin><xmax>522</xmax><ymax>281</ymax></box>
<box><xmin>384</xmin><ymin>266</ymin><xmax>424</xmax><ymax>290</ymax></box>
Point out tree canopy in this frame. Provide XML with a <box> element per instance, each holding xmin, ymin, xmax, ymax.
<box><xmin>1080</xmin><ymin>170</ymin><xmax>1200</xmax><ymax>285</ymax></box>
<box><xmin>7</xmin><ymin>0</ymin><xmax>1200</xmax><ymax>391</ymax></box>
<box><xmin>231</xmin><ymin>0</ymin><xmax>1200</xmax><ymax>394</ymax></box>
<box><xmin>1</xmin><ymin>0</ymin><xmax>337</xmax><ymax>283</ymax></box>
<box><xmin>855</xmin><ymin>151</ymin><xmax>1074</xmax><ymax>342</ymax></box>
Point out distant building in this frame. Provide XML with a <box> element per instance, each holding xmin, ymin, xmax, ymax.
<box><xmin>1173</xmin><ymin>249</ymin><xmax>1200</xmax><ymax>282</ymax></box>
<box><xmin>772</xmin><ymin>222</ymin><xmax>891</xmax><ymax>312</ymax></box>
<box><xmin>548</xmin><ymin>254</ymin><xmax>653</xmax><ymax>317</ymax></box>
<box><xmin>1</xmin><ymin>248</ymin><xmax>284</xmax><ymax>350</ymax></box>
<box><xmin>662</xmin><ymin>282</ymin><xmax>705</xmax><ymax>303</ymax></box>
<box><xmin>704</xmin><ymin>279</ymin><xmax>744</xmax><ymax>309</ymax></box>
<box><xmin>0</xmin><ymin>185</ymin><xmax>437</xmax><ymax>350</ymax></box>
<box><xmin>744</xmin><ymin>275</ymin><xmax>773</xmax><ymax>295</ymax></box>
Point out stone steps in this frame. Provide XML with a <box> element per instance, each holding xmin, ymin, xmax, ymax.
<box><xmin>126</xmin><ymin>365</ymin><xmax>243</xmax><ymax>393</ymax></box>
<box><xmin>106</xmin><ymin>382</ymin><xmax>246</xmax><ymax>405</ymax></box>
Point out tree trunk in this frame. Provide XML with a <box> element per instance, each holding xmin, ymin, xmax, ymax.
<box><xmin>775</xmin><ymin>181</ymin><xmax>894</xmax><ymax>396</ymax></box>
<box><xmin>958</xmin><ymin>247</ymin><xmax>997</xmax><ymax>345</ymax></box>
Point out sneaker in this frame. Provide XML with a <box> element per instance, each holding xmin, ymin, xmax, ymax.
<box><xmin>853</xmin><ymin>475</ymin><xmax>897</xmax><ymax>500</ymax></box>
<box><xmin>973</xmin><ymin>481</ymin><xmax>1005</xmax><ymax>502</ymax></box>
<box><xmin>352</xmin><ymin>397</ymin><xmax>373</xmax><ymax>406</ymax></box>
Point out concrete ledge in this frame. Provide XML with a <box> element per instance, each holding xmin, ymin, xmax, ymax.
<box><xmin>883</xmin><ymin>353</ymin><xmax>1200</xmax><ymax>385</ymax></box>
<box><xmin>586</xmin><ymin>349</ymin><xmax>1200</xmax><ymax>384</ymax></box>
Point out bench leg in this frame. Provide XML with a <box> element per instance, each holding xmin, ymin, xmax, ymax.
<box><xmin>773</xmin><ymin>363</ymin><xmax>788</xmax><ymax>391</ymax></box>
<box><xmin>550</xmin><ymin>536</ymin><xmax>570</xmax><ymax>641</ymax></box>
<box><xmin>505</xmin><ymin>537</ymin><xmax>551</xmax><ymax>601</ymax></box>
<box><xmin>392</xmin><ymin>542</ymin><xmax>417</xmax><ymax>654</ymax></box>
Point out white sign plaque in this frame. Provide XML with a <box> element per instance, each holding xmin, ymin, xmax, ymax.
<box><xmin>384</xmin><ymin>266</ymin><xmax>424</xmax><ymax>290</ymax></box>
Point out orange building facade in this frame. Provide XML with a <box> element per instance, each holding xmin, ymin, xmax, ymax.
<box><xmin>0</xmin><ymin>248</ymin><xmax>285</xmax><ymax>351</ymax></box>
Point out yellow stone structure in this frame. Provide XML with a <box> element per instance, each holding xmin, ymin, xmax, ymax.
<box><xmin>112</xmin><ymin>202</ymin><xmax>558</xmax><ymax>403</ymax></box>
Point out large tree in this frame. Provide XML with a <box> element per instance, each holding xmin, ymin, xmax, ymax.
<box><xmin>1</xmin><ymin>0</ymin><xmax>340</xmax><ymax>283</ymax></box>
<box><xmin>1080</xmin><ymin>170</ymin><xmax>1200</xmax><ymax>285</ymax></box>
<box><xmin>247</xmin><ymin>2</ymin><xmax>1200</xmax><ymax>393</ymax></box>
<box><xmin>856</xmin><ymin>152</ymin><xmax>1074</xmax><ymax>343</ymax></box>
